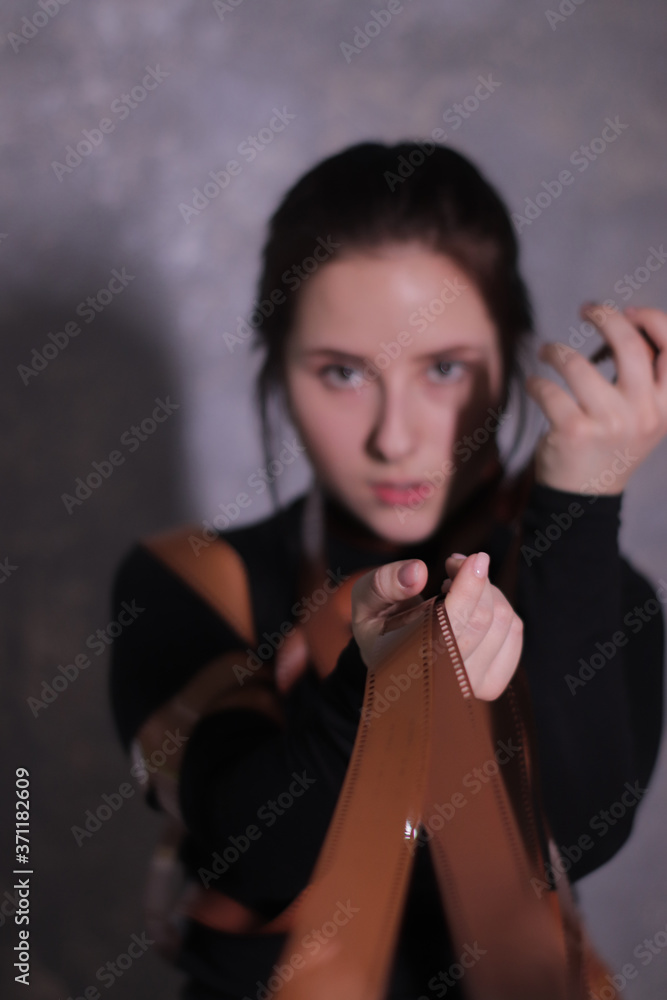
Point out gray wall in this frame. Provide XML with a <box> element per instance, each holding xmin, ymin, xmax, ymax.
<box><xmin>2</xmin><ymin>0</ymin><xmax>666</xmax><ymax>997</ymax></box>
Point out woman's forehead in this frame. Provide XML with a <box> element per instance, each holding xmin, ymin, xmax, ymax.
<box><xmin>288</xmin><ymin>245</ymin><xmax>500</xmax><ymax>357</ymax></box>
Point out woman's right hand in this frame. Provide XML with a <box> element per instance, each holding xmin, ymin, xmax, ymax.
<box><xmin>350</xmin><ymin>553</ymin><xmax>523</xmax><ymax>701</ymax></box>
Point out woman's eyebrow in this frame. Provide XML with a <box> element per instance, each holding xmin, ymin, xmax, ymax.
<box><xmin>299</xmin><ymin>345</ymin><xmax>487</xmax><ymax>362</ymax></box>
<box><xmin>413</xmin><ymin>345</ymin><xmax>488</xmax><ymax>360</ymax></box>
<box><xmin>299</xmin><ymin>348</ymin><xmax>367</xmax><ymax>361</ymax></box>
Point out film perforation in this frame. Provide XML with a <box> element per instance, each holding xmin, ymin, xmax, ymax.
<box><xmin>436</xmin><ymin>598</ymin><xmax>471</xmax><ymax>699</ymax></box>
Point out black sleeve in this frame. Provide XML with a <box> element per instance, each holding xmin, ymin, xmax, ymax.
<box><xmin>109</xmin><ymin>544</ymin><xmax>250</xmax><ymax>752</ymax></box>
<box><xmin>516</xmin><ymin>483</ymin><xmax>664</xmax><ymax>880</ymax></box>
<box><xmin>179</xmin><ymin>637</ymin><xmax>368</xmax><ymax>916</ymax></box>
<box><xmin>108</xmin><ymin>534</ymin><xmax>370</xmax><ymax>914</ymax></box>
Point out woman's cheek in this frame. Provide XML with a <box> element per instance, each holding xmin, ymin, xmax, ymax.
<box><xmin>308</xmin><ymin>408</ymin><xmax>364</xmax><ymax>472</ymax></box>
<box><xmin>286</xmin><ymin>386</ymin><xmax>356</xmax><ymax>468</ymax></box>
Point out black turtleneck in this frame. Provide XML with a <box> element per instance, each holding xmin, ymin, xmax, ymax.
<box><xmin>109</xmin><ymin>478</ymin><xmax>664</xmax><ymax>1000</ymax></box>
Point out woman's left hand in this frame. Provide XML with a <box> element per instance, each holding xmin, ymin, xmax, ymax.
<box><xmin>525</xmin><ymin>305</ymin><xmax>667</xmax><ymax>495</ymax></box>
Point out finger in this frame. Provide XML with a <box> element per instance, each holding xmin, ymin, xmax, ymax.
<box><xmin>444</xmin><ymin>551</ymin><xmax>489</xmax><ymax>580</ymax></box>
<box><xmin>275</xmin><ymin>626</ymin><xmax>309</xmax><ymax>693</ymax></box>
<box><xmin>536</xmin><ymin>341</ymin><xmax>619</xmax><ymax>419</ymax></box>
<box><xmin>623</xmin><ymin>307</ymin><xmax>667</xmax><ymax>391</ymax></box>
<box><xmin>466</xmin><ymin>610</ymin><xmax>523</xmax><ymax>701</ymax></box>
<box><xmin>443</xmin><ymin>552</ymin><xmax>490</xmax><ymax>641</ymax></box>
<box><xmin>442</xmin><ymin>553</ymin><xmax>467</xmax><ymax>589</ymax></box>
<box><xmin>581</xmin><ymin>303</ymin><xmax>657</xmax><ymax>400</ymax></box>
<box><xmin>525</xmin><ymin>374</ymin><xmax>584</xmax><ymax>428</ymax></box>
<box><xmin>351</xmin><ymin>559</ymin><xmax>428</xmax><ymax>628</ymax></box>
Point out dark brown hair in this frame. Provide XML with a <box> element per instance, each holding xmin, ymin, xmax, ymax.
<box><xmin>249</xmin><ymin>141</ymin><xmax>534</xmax><ymax>508</ymax></box>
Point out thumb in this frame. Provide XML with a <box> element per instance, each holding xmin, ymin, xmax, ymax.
<box><xmin>351</xmin><ymin>559</ymin><xmax>428</xmax><ymax>629</ymax></box>
<box><xmin>275</xmin><ymin>625</ymin><xmax>309</xmax><ymax>693</ymax></box>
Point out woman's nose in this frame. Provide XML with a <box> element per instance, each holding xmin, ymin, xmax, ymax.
<box><xmin>365</xmin><ymin>385</ymin><xmax>418</xmax><ymax>462</ymax></box>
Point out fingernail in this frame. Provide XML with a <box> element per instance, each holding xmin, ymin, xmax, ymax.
<box><xmin>398</xmin><ymin>561</ymin><xmax>418</xmax><ymax>588</ymax></box>
<box><xmin>450</xmin><ymin>553</ymin><xmax>467</xmax><ymax>560</ymax></box>
<box><xmin>625</xmin><ymin>306</ymin><xmax>638</xmax><ymax>316</ymax></box>
<box><xmin>473</xmin><ymin>552</ymin><xmax>490</xmax><ymax>578</ymax></box>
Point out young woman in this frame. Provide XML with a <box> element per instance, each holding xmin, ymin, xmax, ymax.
<box><xmin>110</xmin><ymin>142</ymin><xmax>666</xmax><ymax>999</ymax></box>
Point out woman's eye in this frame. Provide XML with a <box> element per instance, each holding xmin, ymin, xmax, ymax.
<box><xmin>320</xmin><ymin>364</ymin><xmax>365</xmax><ymax>389</ymax></box>
<box><xmin>427</xmin><ymin>360</ymin><xmax>467</xmax><ymax>384</ymax></box>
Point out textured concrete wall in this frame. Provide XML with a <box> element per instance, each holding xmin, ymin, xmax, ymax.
<box><xmin>1</xmin><ymin>1</ymin><xmax>666</xmax><ymax>997</ymax></box>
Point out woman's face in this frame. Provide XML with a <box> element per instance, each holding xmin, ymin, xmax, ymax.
<box><xmin>283</xmin><ymin>243</ymin><xmax>504</xmax><ymax>544</ymax></box>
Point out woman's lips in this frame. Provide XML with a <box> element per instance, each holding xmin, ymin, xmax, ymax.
<box><xmin>370</xmin><ymin>482</ymin><xmax>431</xmax><ymax>505</ymax></box>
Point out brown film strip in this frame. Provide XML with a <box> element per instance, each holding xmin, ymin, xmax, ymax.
<box><xmin>276</xmin><ymin>595</ymin><xmax>585</xmax><ymax>1000</ymax></box>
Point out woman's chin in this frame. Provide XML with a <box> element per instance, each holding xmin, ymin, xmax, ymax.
<box><xmin>358</xmin><ymin>502</ymin><xmax>443</xmax><ymax>547</ymax></box>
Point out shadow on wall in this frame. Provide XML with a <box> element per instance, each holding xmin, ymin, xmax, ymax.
<box><xmin>0</xmin><ymin>229</ymin><xmax>190</xmax><ymax>999</ymax></box>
